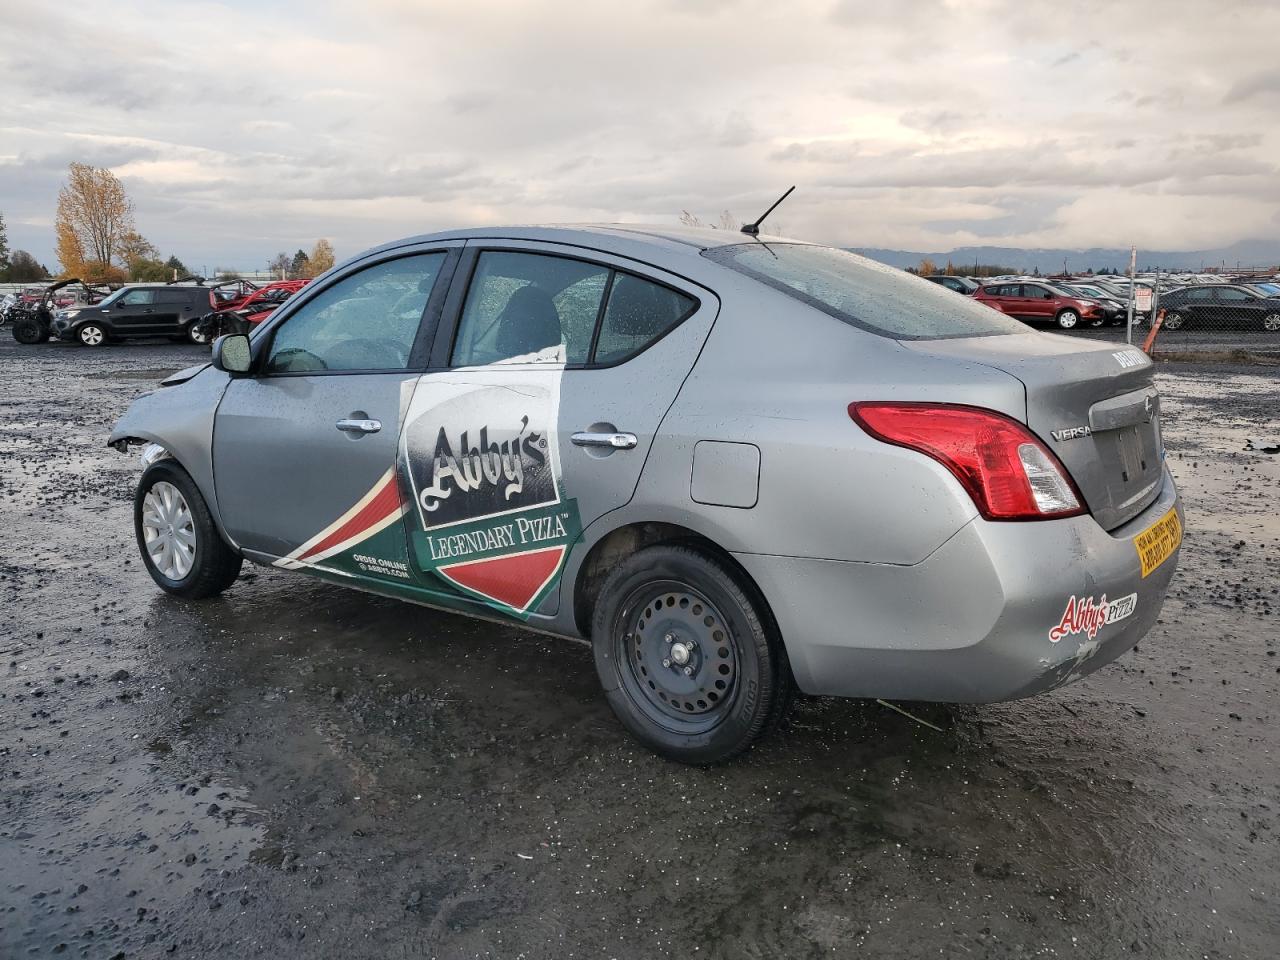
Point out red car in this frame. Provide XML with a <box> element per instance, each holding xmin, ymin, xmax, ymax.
<box><xmin>973</xmin><ymin>281</ymin><xmax>1104</xmax><ymax>330</ymax></box>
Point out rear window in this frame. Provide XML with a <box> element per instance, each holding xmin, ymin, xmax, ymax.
<box><xmin>704</xmin><ymin>243</ymin><xmax>1027</xmax><ymax>340</ymax></box>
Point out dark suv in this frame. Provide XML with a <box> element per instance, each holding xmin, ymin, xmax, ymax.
<box><xmin>51</xmin><ymin>285</ymin><xmax>215</xmax><ymax>346</ymax></box>
<box><xmin>925</xmin><ymin>274</ymin><xmax>979</xmax><ymax>295</ymax></box>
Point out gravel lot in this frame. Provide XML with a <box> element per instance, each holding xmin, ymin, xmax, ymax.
<box><xmin>2</xmin><ymin>335</ymin><xmax>1277</xmax><ymax>959</ymax></box>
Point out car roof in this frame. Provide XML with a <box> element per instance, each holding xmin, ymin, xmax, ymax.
<box><xmin>357</xmin><ymin>223</ymin><xmax>804</xmax><ymax>263</ymax></box>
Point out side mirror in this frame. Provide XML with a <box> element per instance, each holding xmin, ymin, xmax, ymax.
<box><xmin>211</xmin><ymin>334</ymin><xmax>252</xmax><ymax>374</ymax></box>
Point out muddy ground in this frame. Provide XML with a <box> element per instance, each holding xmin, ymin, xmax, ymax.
<box><xmin>1</xmin><ymin>335</ymin><xmax>1277</xmax><ymax>960</ymax></box>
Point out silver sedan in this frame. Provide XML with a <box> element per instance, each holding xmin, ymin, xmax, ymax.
<box><xmin>111</xmin><ymin>225</ymin><xmax>1183</xmax><ymax>763</ymax></box>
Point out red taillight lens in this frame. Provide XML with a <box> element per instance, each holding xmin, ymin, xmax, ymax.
<box><xmin>848</xmin><ymin>402</ymin><xmax>1086</xmax><ymax>521</ymax></box>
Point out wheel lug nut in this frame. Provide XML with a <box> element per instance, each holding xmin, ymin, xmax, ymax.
<box><xmin>662</xmin><ymin>658</ymin><xmax>671</xmax><ymax>668</ymax></box>
<box><xmin>683</xmin><ymin>666</ymin><xmax>694</xmax><ymax>677</ymax></box>
<box><xmin>664</xmin><ymin>634</ymin><xmax>675</xmax><ymax>644</ymax></box>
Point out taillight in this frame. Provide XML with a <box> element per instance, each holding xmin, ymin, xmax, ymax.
<box><xmin>848</xmin><ymin>402</ymin><xmax>1085</xmax><ymax>521</ymax></box>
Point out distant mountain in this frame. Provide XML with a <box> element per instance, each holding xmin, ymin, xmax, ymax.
<box><xmin>851</xmin><ymin>239</ymin><xmax>1280</xmax><ymax>274</ymax></box>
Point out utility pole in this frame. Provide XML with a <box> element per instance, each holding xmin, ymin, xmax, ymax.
<box><xmin>1125</xmin><ymin>245</ymin><xmax>1137</xmax><ymax>345</ymax></box>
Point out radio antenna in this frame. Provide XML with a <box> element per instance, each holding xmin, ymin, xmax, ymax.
<box><xmin>741</xmin><ymin>185</ymin><xmax>795</xmax><ymax>236</ymax></box>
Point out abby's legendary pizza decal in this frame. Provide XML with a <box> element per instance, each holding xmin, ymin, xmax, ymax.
<box><xmin>400</xmin><ymin>380</ymin><xmax>582</xmax><ymax>617</ymax></box>
<box><xmin>1049</xmin><ymin>592</ymin><xmax>1137</xmax><ymax>643</ymax></box>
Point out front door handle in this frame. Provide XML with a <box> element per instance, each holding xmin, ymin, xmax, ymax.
<box><xmin>571</xmin><ymin>431</ymin><xmax>637</xmax><ymax>449</ymax></box>
<box><xmin>336</xmin><ymin>418</ymin><xmax>382</xmax><ymax>434</ymax></box>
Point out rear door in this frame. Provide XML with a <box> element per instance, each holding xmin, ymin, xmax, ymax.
<box><xmin>212</xmin><ymin>245</ymin><xmax>459</xmax><ymax>588</ymax></box>
<box><xmin>148</xmin><ymin>289</ymin><xmax>187</xmax><ymax>332</ymax></box>
<box><xmin>394</xmin><ymin>241</ymin><xmax>716</xmax><ymax>619</ymax></box>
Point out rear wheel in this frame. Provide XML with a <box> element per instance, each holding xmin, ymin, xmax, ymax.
<box><xmin>77</xmin><ymin>323</ymin><xmax>106</xmax><ymax>346</ymax></box>
<box><xmin>1164</xmin><ymin>312</ymin><xmax>1185</xmax><ymax>330</ymax></box>
<box><xmin>187</xmin><ymin>319</ymin><xmax>213</xmax><ymax>345</ymax></box>
<box><xmin>591</xmin><ymin>545</ymin><xmax>792</xmax><ymax>764</ymax></box>
<box><xmin>135</xmin><ymin>461</ymin><xmax>242</xmax><ymax>599</ymax></box>
<box><xmin>1263</xmin><ymin>313</ymin><xmax>1280</xmax><ymax>333</ymax></box>
<box><xmin>1055</xmin><ymin>309</ymin><xmax>1079</xmax><ymax>329</ymax></box>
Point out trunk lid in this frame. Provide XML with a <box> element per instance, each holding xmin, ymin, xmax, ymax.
<box><xmin>902</xmin><ymin>333</ymin><xmax>1164</xmax><ymax>531</ymax></box>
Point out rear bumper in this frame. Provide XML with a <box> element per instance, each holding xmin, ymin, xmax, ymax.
<box><xmin>736</xmin><ymin>465</ymin><xmax>1182</xmax><ymax>702</ymax></box>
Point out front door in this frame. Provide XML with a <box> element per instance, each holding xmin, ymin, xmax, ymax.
<box><xmin>212</xmin><ymin>247</ymin><xmax>457</xmax><ymax>590</ymax></box>
<box><xmin>395</xmin><ymin>243</ymin><xmax>717</xmax><ymax>620</ymax></box>
<box><xmin>109</xmin><ymin>288</ymin><xmax>158</xmax><ymax>332</ymax></box>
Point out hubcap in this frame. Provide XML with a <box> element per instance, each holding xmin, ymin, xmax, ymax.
<box><xmin>1264</xmin><ymin>313</ymin><xmax>1280</xmax><ymax>332</ymax></box>
<box><xmin>618</xmin><ymin>584</ymin><xmax>738</xmax><ymax>725</ymax></box>
<box><xmin>141</xmin><ymin>481</ymin><xmax>196</xmax><ymax>580</ymax></box>
<box><xmin>81</xmin><ymin>326</ymin><xmax>103</xmax><ymax>345</ymax></box>
<box><xmin>190</xmin><ymin>324</ymin><xmax>210</xmax><ymax>343</ymax></box>
<box><xmin>1166</xmin><ymin>314</ymin><xmax>1183</xmax><ymax>329</ymax></box>
<box><xmin>1059</xmin><ymin>311</ymin><xmax>1078</xmax><ymax>328</ymax></box>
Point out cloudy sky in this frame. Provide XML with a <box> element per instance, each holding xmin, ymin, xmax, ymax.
<box><xmin>2</xmin><ymin>0</ymin><xmax>1277</xmax><ymax>272</ymax></box>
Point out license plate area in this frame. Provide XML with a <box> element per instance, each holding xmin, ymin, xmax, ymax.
<box><xmin>1134</xmin><ymin>507</ymin><xmax>1182</xmax><ymax>577</ymax></box>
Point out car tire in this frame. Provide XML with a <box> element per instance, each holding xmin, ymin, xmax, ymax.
<box><xmin>591</xmin><ymin>544</ymin><xmax>793</xmax><ymax>764</ymax></box>
<box><xmin>187</xmin><ymin>320</ymin><xmax>213</xmax><ymax>345</ymax></box>
<box><xmin>135</xmin><ymin>460</ymin><xmax>242</xmax><ymax>600</ymax></box>
<box><xmin>77</xmin><ymin>323</ymin><xmax>107</xmax><ymax>346</ymax></box>
<box><xmin>1087</xmin><ymin>314</ymin><xmax>1105</xmax><ymax>327</ymax></box>
<box><xmin>12</xmin><ymin>318</ymin><xmax>46</xmax><ymax>344</ymax></box>
<box><xmin>1055</xmin><ymin>309</ymin><xmax>1080</xmax><ymax>329</ymax></box>
<box><xmin>1164</xmin><ymin>312</ymin><xmax>1185</xmax><ymax>330</ymax></box>
<box><xmin>1263</xmin><ymin>313</ymin><xmax>1280</xmax><ymax>333</ymax></box>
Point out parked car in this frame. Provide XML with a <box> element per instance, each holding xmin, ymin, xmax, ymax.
<box><xmin>924</xmin><ymin>274</ymin><xmax>979</xmax><ymax>295</ymax></box>
<box><xmin>52</xmin><ymin>284</ymin><xmax>216</xmax><ymax>345</ymax></box>
<box><xmin>1159</xmin><ymin>284</ymin><xmax>1280</xmax><ymax>332</ymax></box>
<box><xmin>973</xmin><ymin>281</ymin><xmax>1105</xmax><ymax>329</ymax></box>
<box><xmin>1055</xmin><ymin>283</ymin><xmax>1128</xmax><ymax>326</ymax></box>
<box><xmin>110</xmin><ymin>225</ymin><xmax>1182</xmax><ymax>763</ymax></box>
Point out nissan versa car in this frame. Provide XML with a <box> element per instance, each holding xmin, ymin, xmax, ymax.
<box><xmin>109</xmin><ymin>225</ymin><xmax>1183</xmax><ymax>763</ymax></box>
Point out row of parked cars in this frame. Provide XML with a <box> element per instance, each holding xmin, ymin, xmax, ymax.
<box><xmin>925</xmin><ymin>273</ymin><xmax>1280</xmax><ymax>332</ymax></box>
<box><xmin>3</xmin><ymin>276</ymin><xmax>311</xmax><ymax>346</ymax></box>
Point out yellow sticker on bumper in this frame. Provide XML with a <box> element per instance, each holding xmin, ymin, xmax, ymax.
<box><xmin>1135</xmin><ymin>508</ymin><xmax>1182</xmax><ymax>578</ymax></box>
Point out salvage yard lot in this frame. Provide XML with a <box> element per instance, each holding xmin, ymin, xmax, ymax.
<box><xmin>1</xmin><ymin>337</ymin><xmax>1277</xmax><ymax>959</ymax></box>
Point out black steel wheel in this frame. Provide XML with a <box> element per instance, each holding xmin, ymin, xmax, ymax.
<box><xmin>591</xmin><ymin>544</ymin><xmax>792</xmax><ymax>764</ymax></box>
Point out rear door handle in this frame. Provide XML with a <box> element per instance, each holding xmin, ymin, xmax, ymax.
<box><xmin>571</xmin><ymin>431</ymin><xmax>637</xmax><ymax>449</ymax></box>
<box><xmin>336</xmin><ymin>418</ymin><xmax>382</xmax><ymax>434</ymax></box>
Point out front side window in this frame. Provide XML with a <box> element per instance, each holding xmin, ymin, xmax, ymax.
<box><xmin>451</xmin><ymin>252</ymin><xmax>609</xmax><ymax>366</ymax></box>
<box><xmin>1186</xmin><ymin>288</ymin><xmax>1214</xmax><ymax>301</ymax></box>
<box><xmin>265</xmin><ymin>253</ymin><xmax>444</xmax><ymax>373</ymax></box>
<box><xmin>120</xmin><ymin>289</ymin><xmax>156</xmax><ymax>306</ymax></box>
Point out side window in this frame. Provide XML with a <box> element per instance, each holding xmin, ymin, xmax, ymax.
<box><xmin>1186</xmin><ymin>288</ymin><xmax>1213</xmax><ymax>301</ymax></box>
<box><xmin>120</xmin><ymin>289</ymin><xmax>156</xmax><ymax>306</ymax></box>
<box><xmin>593</xmin><ymin>273</ymin><xmax>695</xmax><ymax>365</ymax></box>
<box><xmin>451</xmin><ymin>252</ymin><xmax>608</xmax><ymax>367</ymax></box>
<box><xmin>265</xmin><ymin>252</ymin><xmax>444</xmax><ymax>374</ymax></box>
<box><xmin>1216</xmin><ymin>287</ymin><xmax>1250</xmax><ymax>301</ymax></box>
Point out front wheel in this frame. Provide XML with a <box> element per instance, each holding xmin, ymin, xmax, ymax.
<box><xmin>1164</xmin><ymin>312</ymin><xmax>1185</xmax><ymax>330</ymax></box>
<box><xmin>1055</xmin><ymin>309</ymin><xmax>1079</xmax><ymax>329</ymax></box>
<box><xmin>1263</xmin><ymin>313</ymin><xmax>1280</xmax><ymax>333</ymax></box>
<box><xmin>591</xmin><ymin>545</ymin><xmax>792</xmax><ymax>764</ymax></box>
<box><xmin>12</xmin><ymin>318</ymin><xmax>46</xmax><ymax>344</ymax></box>
<box><xmin>77</xmin><ymin>323</ymin><xmax>107</xmax><ymax>346</ymax></box>
<box><xmin>135</xmin><ymin>461</ymin><xmax>242</xmax><ymax>599</ymax></box>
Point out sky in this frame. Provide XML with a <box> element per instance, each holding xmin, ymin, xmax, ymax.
<box><xmin>2</xmin><ymin>0</ymin><xmax>1278</xmax><ymax>272</ymax></box>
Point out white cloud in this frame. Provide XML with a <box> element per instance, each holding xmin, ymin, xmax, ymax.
<box><xmin>0</xmin><ymin>0</ymin><xmax>1276</xmax><ymax>269</ymax></box>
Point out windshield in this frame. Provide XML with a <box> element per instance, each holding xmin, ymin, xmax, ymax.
<box><xmin>704</xmin><ymin>243</ymin><xmax>1028</xmax><ymax>340</ymax></box>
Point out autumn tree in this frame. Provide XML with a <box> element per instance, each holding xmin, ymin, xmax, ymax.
<box><xmin>55</xmin><ymin>162</ymin><xmax>135</xmax><ymax>280</ymax></box>
<box><xmin>309</xmin><ymin>238</ymin><xmax>335</xmax><ymax>275</ymax></box>
<box><xmin>916</xmin><ymin>258</ymin><xmax>938</xmax><ymax>276</ymax></box>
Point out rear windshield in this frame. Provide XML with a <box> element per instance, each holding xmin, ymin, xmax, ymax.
<box><xmin>703</xmin><ymin>243</ymin><xmax>1028</xmax><ymax>340</ymax></box>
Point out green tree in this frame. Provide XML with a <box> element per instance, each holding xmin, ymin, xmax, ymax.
<box><xmin>289</xmin><ymin>248</ymin><xmax>311</xmax><ymax>279</ymax></box>
<box><xmin>8</xmin><ymin>250</ymin><xmax>47</xmax><ymax>281</ymax></box>
<box><xmin>164</xmin><ymin>255</ymin><xmax>189</xmax><ymax>277</ymax></box>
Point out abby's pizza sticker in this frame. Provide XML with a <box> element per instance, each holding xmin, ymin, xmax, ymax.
<box><xmin>1049</xmin><ymin>592</ymin><xmax>1137</xmax><ymax>643</ymax></box>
